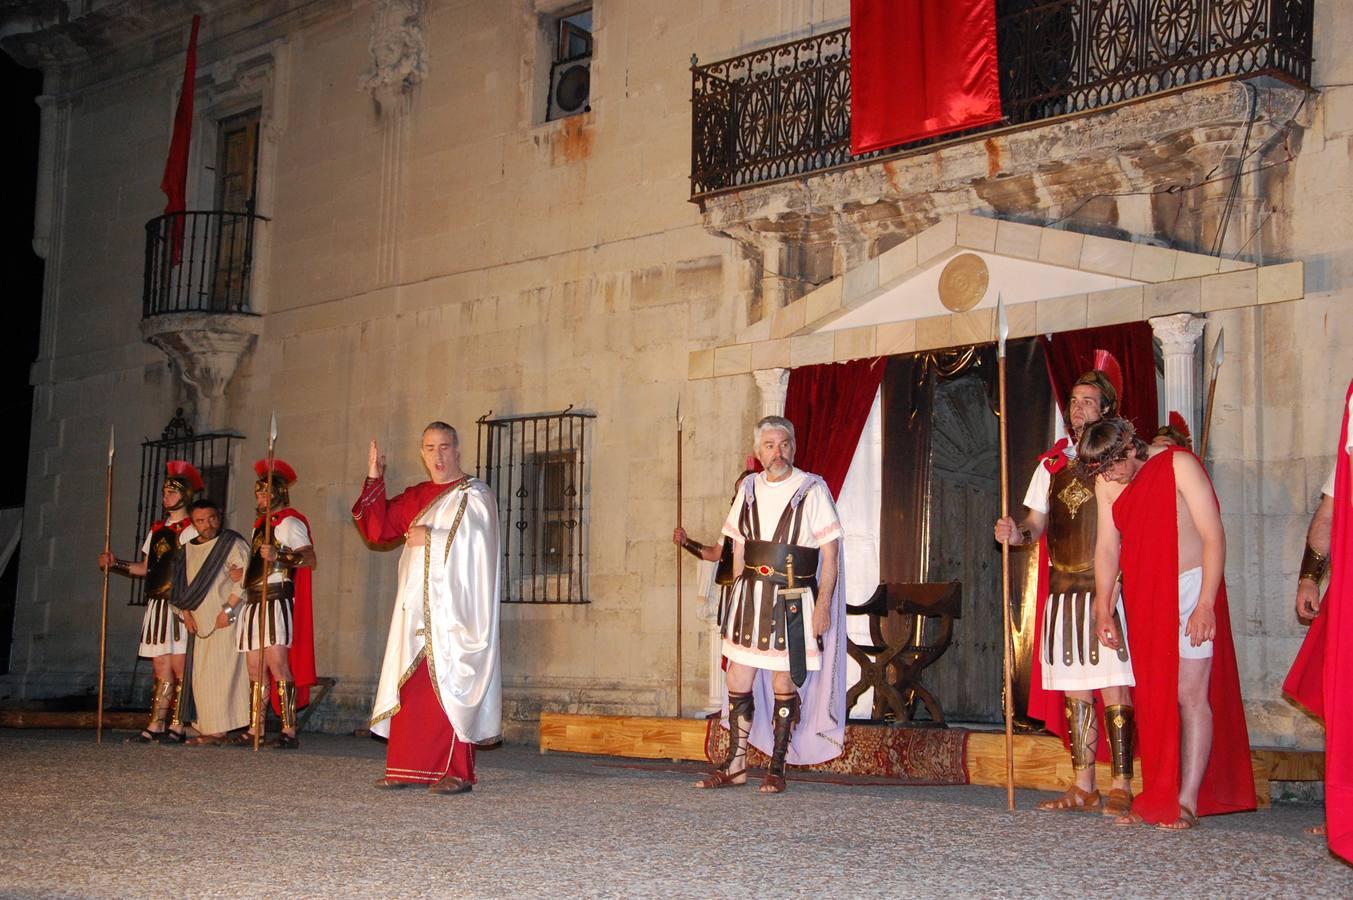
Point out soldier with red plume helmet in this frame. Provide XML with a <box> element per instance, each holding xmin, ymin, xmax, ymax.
<box><xmin>98</xmin><ymin>459</ymin><xmax>204</xmax><ymax>742</ymax></box>
<box><xmin>994</xmin><ymin>352</ymin><xmax>1137</xmax><ymax>817</ymax></box>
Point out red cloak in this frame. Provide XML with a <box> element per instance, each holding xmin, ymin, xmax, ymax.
<box><xmin>1284</xmin><ymin>378</ymin><xmax>1353</xmax><ymax>861</ymax></box>
<box><xmin>260</xmin><ymin>508</ymin><xmax>317</xmax><ymax>715</ymax></box>
<box><xmin>1023</xmin><ymin>439</ymin><xmax>1116</xmax><ymax>762</ymax></box>
<box><xmin>1112</xmin><ymin>445</ymin><xmax>1256</xmax><ymax>822</ymax></box>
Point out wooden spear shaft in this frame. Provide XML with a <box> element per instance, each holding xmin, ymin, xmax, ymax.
<box><xmin>675</xmin><ymin>405</ymin><xmax>684</xmax><ymax>718</ymax></box>
<box><xmin>257</xmin><ymin>417</ymin><xmax>277</xmax><ymax>752</ymax></box>
<box><xmin>997</xmin><ymin>353</ymin><xmax>1016</xmax><ymax>811</ymax></box>
<box><xmin>96</xmin><ymin>427</ymin><xmax>114</xmax><ymax>743</ymax></box>
<box><xmin>1198</xmin><ymin>370</ymin><xmax>1220</xmax><ymax>461</ymax></box>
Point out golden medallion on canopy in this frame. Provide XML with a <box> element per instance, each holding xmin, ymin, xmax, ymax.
<box><xmin>937</xmin><ymin>252</ymin><xmax>989</xmax><ymax>313</ymax></box>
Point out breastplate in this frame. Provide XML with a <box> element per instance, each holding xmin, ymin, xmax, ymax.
<box><xmin>244</xmin><ymin>526</ymin><xmax>293</xmax><ymax>591</ymax></box>
<box><xmin>144</xmin><ymin>525</ymin><xmax>182</xmax><ymax>600</ymax></box>
<box><xmin>1045</xmin><ymin>461</ymin><xmax>1097</xmax><ymax>594</ymax></box>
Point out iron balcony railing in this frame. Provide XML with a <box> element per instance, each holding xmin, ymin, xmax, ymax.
<box><xmin>690</xmin><ymin>0</ymin><xmax>1313</xmax><ymax>199</ymax></box>
<box><xmin>143</xmin><ymin>210</ymin><xmax>267</xmax><ymax>317</ymax></box>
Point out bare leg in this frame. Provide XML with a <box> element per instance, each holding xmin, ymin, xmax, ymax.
<box><xmin>1166</xmin><ymin>656</ymin><xmax>1213</xmax><ymax>828</ymax></box>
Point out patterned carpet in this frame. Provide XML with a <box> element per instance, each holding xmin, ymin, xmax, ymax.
<box><xmin>704</xmin><ymin>714</ymin><xmax>969</xmax><ymax>785</ymax></box>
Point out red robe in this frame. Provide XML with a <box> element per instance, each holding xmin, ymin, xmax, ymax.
<box><xmin>1112</xmin><ymin>445</ymin><xmax>1256</xmax><ymax>822</ymax></box>
<box><xmin>258</xmin><ymin>508</ymin><xmax>317</xmax><ymax>715</ymax></box>
<box><xmin>1024</xmin><ymin>439</ymin><xmax>1116</xmax><ymax>762</ymax></box>
<box><xmin>351</xmin><ymin>476</ymin><xmax>476</xmax><ymax>784</ymax></box>
<box><xmin>1282</xmin><ymin>378</ymin><xmax>1353</xmax><ymax>861</ymax></box>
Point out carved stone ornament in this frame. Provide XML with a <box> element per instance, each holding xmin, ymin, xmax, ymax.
<box><xmin>359</xmin><ymin>0</ymin><xmax>428</xmax><ymax>110</ymax></box>
<box><xmin>938</xmin><ymin>252</ymin><xmax>989</xmax><ymax>313</ymax></box>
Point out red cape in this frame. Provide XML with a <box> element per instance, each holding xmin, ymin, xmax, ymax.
<box><xmin>258</xmin><ymin>508</ymin><xmax>317</xmax><ymax>714</ymax></box>
<box><xmin>1024</xmin><ymin>439</ymin><xmax>1117</xmax><ymax>763</ymax></box>
<box><xmin>1285</xmin><ymin>378</ymin><xmax>1353</xmax><ymax>861</ymax></box>
<box><xmin>1113</xmin><ymin>445</ymin><xmax>1256</xmax><ymax>822</ymax></box>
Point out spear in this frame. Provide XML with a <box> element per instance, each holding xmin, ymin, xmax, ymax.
<box><xmin>1198</xmin><ymin>328</ymin><xmax>1225</xmax><ymax>461</ymax></box>
<box><xmin>675</xmin><ymin>398</ymin><xmax>684</xmax><ymax>718</ymax></box>
<box><xmin>256</xmin><ymin>411</ymin><xmax>277</xmax><ymax>752</ymax></box>
<box><xmin>96</xmin><ymin>426</ymin><xmax>114</xmax><ymax>743</ymax></box>
<box><xmin>996</xmin><ymin>296</ymin><xmax>1016</xmax><ymax>810</ymax></box>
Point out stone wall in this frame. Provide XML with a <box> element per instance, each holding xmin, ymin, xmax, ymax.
<box><xmin>4</xmin><ymin>0</ymin><xmax>1351</xmax><ymax>751</ymax></box>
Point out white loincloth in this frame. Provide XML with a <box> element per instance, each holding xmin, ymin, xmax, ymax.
<box><xmin>1177</xmin><ymin>566</ymin><xmax>1214</xmax><ymax>659</ymax></box>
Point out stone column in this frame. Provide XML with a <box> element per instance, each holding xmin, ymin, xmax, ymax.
<box><xmin>753</xmin><ymin>368</ymin><xmax>789</xmax><ymax>418</ymax></box>
<box><xmin>1149</xmin><ymin>313</ymin><xmax>1206</xmax><ymax>438</ymax></box>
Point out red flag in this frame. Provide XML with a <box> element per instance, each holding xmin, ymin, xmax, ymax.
<box><xmin>850</xmin><ymin>0</ymin><xmax>1002</xmax><ymax>154</ymax></box>
<box><xmin>160</xmin><ymin>15</ymin><xmax>200</xmax><ymax>266</ymax></box>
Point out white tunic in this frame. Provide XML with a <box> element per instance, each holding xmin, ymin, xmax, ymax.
<box><xmin>720</xmin><ymin>468</ymin><xmax>842</xmax><ymax>671</ymax></box>
<box><xmin>184</xmin><ymin>535</ymin><xmax>251</xmax><ymax>735</ymax></box>
<box><xmin>136</xmin><ymin>521</ymin><xmax>197</xmax><ymax>658</ymax></box>
<box><xmin>370</xmin><ymin>479</ymin><xmax>503</xmax><ymax>744</ymax></box>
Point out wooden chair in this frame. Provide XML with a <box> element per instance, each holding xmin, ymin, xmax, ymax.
<box><xmin>846</xmin><ymin>582</ymin><xmax>962</xmax><ymax>726</ymax></box>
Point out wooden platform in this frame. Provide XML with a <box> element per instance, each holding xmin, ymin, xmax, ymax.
<box><xmin>539</xmin><ymin>712</ymin><xmax>1323</xmax><ymax>806</ymax></box>
<box><xmin>0</xmin><ymin>710</ymin><xmax>146</xmax><ymax>730</ymax></box>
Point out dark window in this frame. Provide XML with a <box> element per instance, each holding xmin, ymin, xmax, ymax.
<box><xmin>546</xmin><ymin>7</ymin><xmax>592</xmax><ymax>122</ymax></box>
<box><xmin>476</xmin><ymin>408</ymin><xmax>593</xmax><ymax>603</ymax></box>
<box><xmin>127</xmin><ymin>409</ymin><xmax>241</xmax><ymax>607</ymax></box>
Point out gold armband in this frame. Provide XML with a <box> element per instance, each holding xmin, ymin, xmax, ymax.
<box><xmin>275</xmin><ymin>549</ymin><xmax>306</xmax><ymax>567</ymax></box>
<box><xmin>1299</xmin><ymin>544</ymin><xmax>1330</xmax><ymax>584</ymax></box>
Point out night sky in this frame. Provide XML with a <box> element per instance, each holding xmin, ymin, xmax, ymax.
<box><xmin>1</xmin><ymin>53</ymin><xmax>43</xmax><ymax>510</ymax></box>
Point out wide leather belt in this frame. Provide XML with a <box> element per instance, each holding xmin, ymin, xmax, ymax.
<box><xmin>741</xmin><ymin>540</ymin><xmax>819</xmax><ymax>589</ymax></box>
<box><xmin>245</xmin><ymin>582</ymin><xmax>295</xmax><ymax>604</ymax></box>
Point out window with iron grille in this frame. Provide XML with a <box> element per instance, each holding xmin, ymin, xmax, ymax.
<box><xmin>475</xmin><ymin>407</ymin><xmax>593</xmax><ymax>603</ymax></box>
<box><xmin>127</xmin><ymin>409</ymin><xmax>241</xmax><ymax>606</ymax></box>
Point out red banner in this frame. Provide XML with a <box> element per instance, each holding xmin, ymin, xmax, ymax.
<box><xmin>160</xmin><ymin>15</ymin><xmax>200</xmax><ymax>266</ymax></box>
<box><xmin>850</xmin><ymin>0</ymin><xmax>1001</xmax><ymax>155</ymax></box>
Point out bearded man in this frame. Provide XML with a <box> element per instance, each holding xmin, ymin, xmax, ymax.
<box><xmin>993</xmin><ymin>365</ymin><xmax>1135</xmax><ymax>816</ymax></box>
<box><xmin>694</xmin><ymin>415</ymin><xmax>844</xmax><ymax>794</ymax></box>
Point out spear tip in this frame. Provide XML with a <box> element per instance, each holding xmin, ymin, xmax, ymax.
<box><xmin>268</xmin><ymin>410</ymin><xmax>278</xmax><ymax>444</ymax></box>
<box><xmin>996</xmin><ymin>293</ymin><xmax>1009</xmax><ymax>359</ymax></box>
<box><xmin>107</xmin><ymin>424</ymin><xmax>115</xmax><ymax>460</ymax></box>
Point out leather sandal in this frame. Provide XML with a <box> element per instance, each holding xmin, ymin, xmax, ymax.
<box><xmin>126</xmin><ymin>729</ymin><xmax>163</xmax><ymax>744</ymax></box>
<box><xmin>428</xmin><ymin>775</ymin><xmax>473</xmax><ymax>795</ymax></box>
<box><xmin>160</xmin><ymin>728</ymin><xmax>187</xmax><ymax>745</ymax></box>
<box><xmin>1102</xmin><ymin>788</ymin><xmax>1133</xmax><ymax>817</ymax></box>
<box><xmin>1035</xmin><ymin>784</ymin><xmax>1102</xmax><ymax>812</ymax></box>
<box><xmin>759</xmin><ymin>772</ymin><xmax>787</xmax><ymax>794</ymax></box>
<box><xmin>224</xmin><ymin>731</ymin><xmax>260</xmax><ymax>747</ymax></box>
<box><xmin>693</xmin><ymin>767</ymin><xmax>747</xmax><ymax>789</ymax></box>
<box><xmin>1157</xmin><ymin>807</ymin><xmax>1199</xmax><ymax>831</ymax></box>
<box><xmin>269</xmin><ymin>733</ymin><xmax>300</xmax><ymax>750</ymax></box>
<box><xmin>373</xmin><ymin>777</ymin><xmax>418</xmax><ymax>790</ymax></box>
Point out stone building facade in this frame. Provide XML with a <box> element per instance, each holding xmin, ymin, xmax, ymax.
<box><xmin>1</xmin><ymin>0</ymin><xmax>1348</xmax><ymax>750</ymax></box>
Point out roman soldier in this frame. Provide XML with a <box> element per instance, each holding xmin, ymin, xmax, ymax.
<box><xmin>99</xmin><ymin>459</ymin><xmax>202</xmax><ymax>742</ymax></box>
<box><xmin>994</xmin><ymin>353</ymin><xmax>1136</xmax><ymax>816</ymax></box>
<box><xmin>228</xmin><ymin>458</ymin><xmax>316</xmax><ymax>748</ymax></box>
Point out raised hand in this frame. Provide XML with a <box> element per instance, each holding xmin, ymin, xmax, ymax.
<box><xmin>368</xmin><ymin>440</ymin><xmax>386</xmax><ymax>480</ymax></box>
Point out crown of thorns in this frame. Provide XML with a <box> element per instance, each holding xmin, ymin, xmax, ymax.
<box><xmin>1082</xmin><ymin>421</ymin><xmax>1140</xmax><ymax>478</ymax></box>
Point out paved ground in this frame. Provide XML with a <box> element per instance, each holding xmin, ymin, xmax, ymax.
<box><xmin>0</xmin><ymin>729</ymin><xmax>1347</xmax><ymax>898</ymax></box>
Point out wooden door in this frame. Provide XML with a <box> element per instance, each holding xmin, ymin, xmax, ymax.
<box><xmin>212</xmin><ymin>110</ymin><xmax>260</xmax><ymax>309</ymax></box>
<box><xmin>921</xmin><ymin>373</ymin><xmax>1003</xmax><ymax>723</ymax></box>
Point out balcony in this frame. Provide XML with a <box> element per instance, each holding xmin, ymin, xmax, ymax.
<box><xmin>690</xmin><ymin>0</ymin><xmax>1314</xmax><ymax>200</ymax></box>
<box><xmin>143</xmin><ymin>210</ymin><xmax>266</xmax><ymax>317</ymax></box>
<box><xmin>140</xmin><ymin>210</ymin><xmax>268</xmax><ymax>432</ymax></box>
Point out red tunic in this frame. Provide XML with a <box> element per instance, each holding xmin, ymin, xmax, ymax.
<box><xmin>1112</xmin><ymin>445</ymin><xmax>1256</xmax><ymax>822</ymax></box>
<box><xmin>351</xmin><ymin>476</ymin><xmax>476</xmax><ymax>785</ymax></box>
<box><xmin>1282</xmin><ymin>378</ymin><xmax>1353</xmax><ymax>861</ymax></box>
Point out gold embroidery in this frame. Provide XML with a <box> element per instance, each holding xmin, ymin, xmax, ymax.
<box><xmin>1057</xmin><ymin>477</ymin><xmax>1094</xmax><ymax>519</ymax></box>
<box><xmin>422</xmin><ymin>487</ymin><xmax>471</xmax><ymax>713</ymax></box>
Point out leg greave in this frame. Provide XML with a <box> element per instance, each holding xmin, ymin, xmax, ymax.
<box><xmin>769</xmin><ymin>694</ymin><xmax>801</xmax><ymax>777</ymax></box>
<box><xmin>723</xmin><ymin>691</ymin><xmax>754</xmax><ymax>771</ymax></box>
<box><xmin>147</xmin><ymin>678</ymin><xmax>172</xmax><ymax>730</ymax></box>
<box><xmin>169</xmin><ymin>678</ymin><xmax>186</xmax><ymax>729</ymax></box>
<box><xmin>249</xmin><ymin>680</ymin><xmax>265</xmax><ymax>736</ymax></box>
<box><xmin>1104</xmin><ymin>704</ymin><xmax>1135</xmax><ymax>780</ymax></box>
<box><xmin>276</xmin><ymin>680</ymin><xmax>297</xmax><ymax>732</ymax></box>
<box><xmin>1066</xmin><ymin>697</ymin><xmax>1097</xmax><ymax>771</ymax></box>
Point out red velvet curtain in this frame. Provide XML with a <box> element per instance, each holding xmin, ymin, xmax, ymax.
<box><xmin>850</xmin><ymin>0</ymin><xmax>1002</xmax><ymax>154</ymax></box>
<box><xmin>1041</xmin><ymin>322</ymin><xmax>1159</xmax><ymax>439</ymax></box>
<box><xmin>784</xmin><ymin>357</ymin><xmax>887</xmax><ymax>498</ymax></box>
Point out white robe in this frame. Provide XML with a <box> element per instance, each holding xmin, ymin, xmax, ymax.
<box><xmin>184</xmin><ymin>535</ymin><xmax>250</xmax><ymax>735</ymax></box>
<box><xmin>370</xmin><ymin>478</ymin><xmax>502</xmax><ymax>744</ymax></box>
